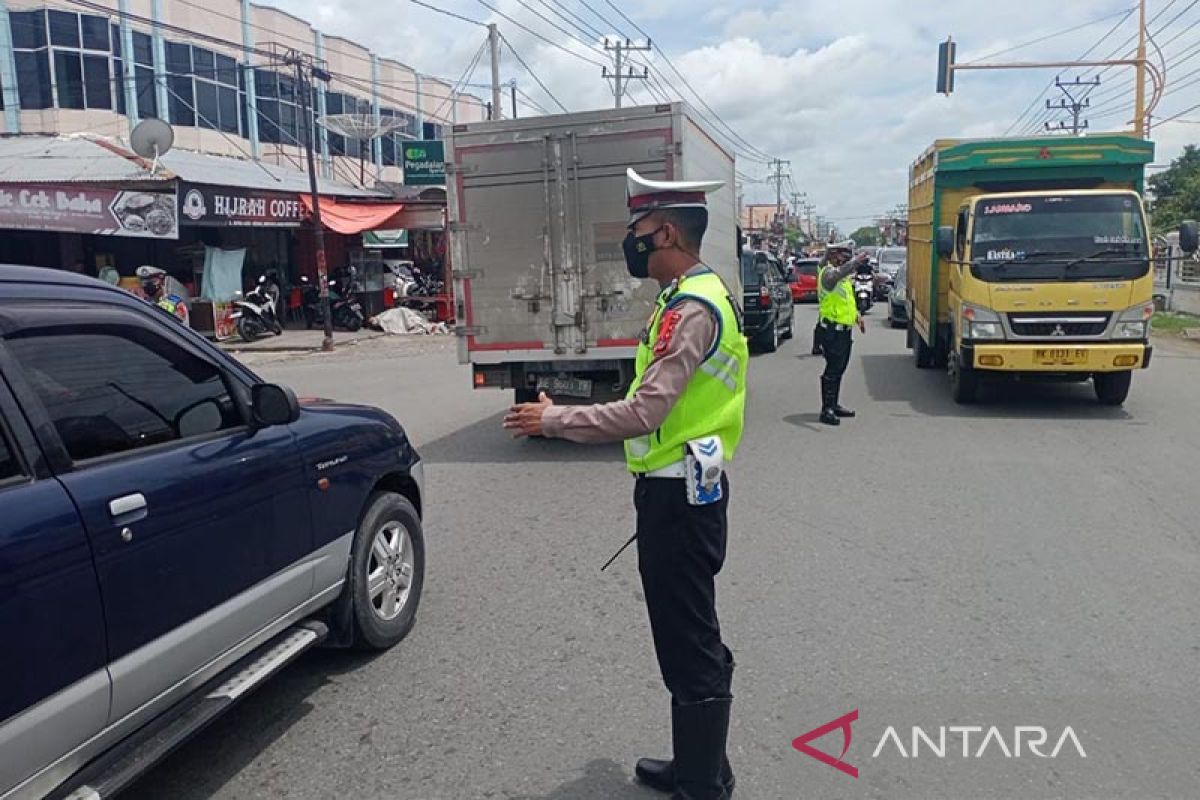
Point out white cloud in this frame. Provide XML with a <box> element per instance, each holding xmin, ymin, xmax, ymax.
<box><xmin>264</xmin><ymin>0</ymin><xmax>1198</xmax><ymax>230</ymax></box>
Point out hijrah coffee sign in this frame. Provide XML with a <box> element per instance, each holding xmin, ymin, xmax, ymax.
<box><xmin>0</xmin><ymin>183</ymin><xmax>178</xmax><ymax>239</ymax></box>
<box><xmin>178</xmin><ymin>184</ymin><xmax>303</xmax><ymax>227</ymax></box>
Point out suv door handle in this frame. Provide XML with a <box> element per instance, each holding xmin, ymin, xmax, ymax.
<box><xmin>109</xmin><ymin>493</ymin><xmax>147</xmax><ymax>518</ymax></box>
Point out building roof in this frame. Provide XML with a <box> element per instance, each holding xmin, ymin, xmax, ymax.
<box><xmin>0</xmin><ymin>135</ymin><xmax>164</xmax><ymax>184</ymax></box>
<box><xmin>0</xmin><ymin>134</ymin><xmax>385</xmax><ymax>199</ymax></box>
<box><xmin>159</xmin><ymin>149</ymin><xmax>385</xmax><ymax>198</ymax></box>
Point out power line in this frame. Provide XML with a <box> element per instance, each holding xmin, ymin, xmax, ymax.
<box><xmin>1006</xmin><ymin>7</ymin><xmax>1135</xmax><ymax>134</ymax></box>
<box><xmin>500</xmin><ymin>32</ymin><xmax>569</xmax><ymax>113</ymax></box>
<box><xmin>408</xmin><ymin>0</ymin><xmax>487</xmax><ymax>27</ymax></box>
<box><xmin>602</xmin><ymin>0</ymin><xmax>775</xmax><ymax>163</ymax></box>
<box><xmin>470</xmin><ymin>0</ymin><xmax>607</xmax><ymax>67</ymax></box>
<box><xmin>430</xmin><ymin>38</ymin><xmax>489</xmax><ymax>120</ymax></box>
<box><xmin>963</xmin><ymin>7</ymin><xmax>1138</xmax><ymax>66</ymax></box>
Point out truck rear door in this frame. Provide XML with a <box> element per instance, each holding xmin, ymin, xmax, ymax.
<box><xmin>451</xmin><ymin>115</ymin><xmax>675</xmax><ymax>357</ymax></box>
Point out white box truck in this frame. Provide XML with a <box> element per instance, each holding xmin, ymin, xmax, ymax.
<box><xmin>446</xmin><ymin>103</ymin><xmax>740</xmax><ymax>402</ymax></box>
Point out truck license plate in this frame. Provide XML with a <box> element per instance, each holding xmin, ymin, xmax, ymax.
<box><xmin>1035</xmin><ymin>348</ymin><xmax>1089</xmax><ymax>366</ymax></box>
<box><xmin>538</xmin><ymin>376</ymin><xmax>593</xmax><ymax>398</ymax></box>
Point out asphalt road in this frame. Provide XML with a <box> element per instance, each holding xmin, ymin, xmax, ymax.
<box><xmin>126</xmin><ymin>307</ymin><xmax>1200</xmax><ymax>800</ymax></box>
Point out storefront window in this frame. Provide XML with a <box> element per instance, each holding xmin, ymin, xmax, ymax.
<box><xmin>10</xmin><ymin>10</ymin><xmax>118</xmax><ymax>112</ymax></box>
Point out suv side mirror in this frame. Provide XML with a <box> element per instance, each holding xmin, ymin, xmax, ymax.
<box><xmin>251</xmin><ymin>383</ymin><xmax>300</xmax><ymax>427</ymax></box>
<box><xmin>936</xmin><ymin>226</ymin><xmax>955</xmax><ymax>258</ymax></box>
<box><xmin>1180</xmin><ymin>220</ymin><xmax>1199</xmax><ymax>254</ymax></box>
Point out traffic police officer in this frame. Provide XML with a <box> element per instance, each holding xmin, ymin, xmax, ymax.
<box><xmin>504</xmin><ymin>169</ymin><xmax>748</xmax><ymax>799</ymax></box>
<box><xmin>816</xmin><ymin>241</ymin><xmax>867</xmax><ymax>426</ymax></box>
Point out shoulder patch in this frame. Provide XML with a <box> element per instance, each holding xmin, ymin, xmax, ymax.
<box><xmin>654</xmin><ymin>308</ymin><xmax>683</xmax><ymax>356</ymax></box>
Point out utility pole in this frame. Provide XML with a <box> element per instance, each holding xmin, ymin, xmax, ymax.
<box><xmin>511</xmin><ymin>80</ymin><xmax>518</xmax><ymax>119</ymax></box>
<box><xmin>282</xmin><ymin>47</ymin><xmax>334</xmax><ymax>351</ymax></box>
<box><xmin>789</xmin><ymin>192</ymin><xmax>806</xmax><ymax>227</ymax></box>
<box><xmin>1134</xmin><ymin>0</ymin><xmax>1147</xmax><ymax>138</ymax></box>
<box><xmin>488</xmin><ymin>24</ymin><xmax>503</xmax><ymax>120</ymax></box>
<box><xmin>603</xmin><ymin>39</ymin><xmax>651</xmax><ymax>108</ymax></box>
<box><xmin>767</xmin><ymin>159</ymin><xmax>790</xmax><ymax>229</ymax></box>
<box><xmin>1045</xmin><ymin>76</ymin><xmax>1100</xmax><ymax>134</ymax></box>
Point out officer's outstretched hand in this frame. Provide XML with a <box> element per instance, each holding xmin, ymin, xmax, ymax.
<box><xmin>857</xmin><ymin>317</ymin><xmax>866</xmax><ymax>334</ymax></box>
<box><xmin>503</xmin><ymin>392</ymin><xmax>554</xmax><ymax>438</ymax></box>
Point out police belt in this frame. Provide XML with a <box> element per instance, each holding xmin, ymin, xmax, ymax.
<box><xmin>633</xmin><ymin>460</ymin><xmax>687</xmax><ymax>480</ymax></box>
<box><xmin>819</xmin><ymin>318</ymin><xmax>853</xmax><ymax>331</ymax></box>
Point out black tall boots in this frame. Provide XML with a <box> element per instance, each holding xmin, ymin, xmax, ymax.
<box><xmin>820</xmin><ymin>375</ymin><xmax>855</xmax><ymax>426</ymax></box>
<box><xmin>636</xmin><ymin>699</ymin><xmax>734</xmax><ymax>799</ymax></box>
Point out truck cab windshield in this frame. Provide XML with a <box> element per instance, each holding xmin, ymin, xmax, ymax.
<box><xmin>971</xmin><ymin>194</ymin><xmax>1148</xmax><ymax>282</ymax></box>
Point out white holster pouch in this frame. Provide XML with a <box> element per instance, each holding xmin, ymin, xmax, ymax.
<box><xmin>685</xmin><ymin>436</ymin><xmax>725</xmax><ymax>506</ymax></box>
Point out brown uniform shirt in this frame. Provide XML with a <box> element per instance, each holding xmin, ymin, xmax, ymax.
<box><xmin>541</xmin><ymin>300</ymin><xmax>718</xmax><ymax>444</ymax></box>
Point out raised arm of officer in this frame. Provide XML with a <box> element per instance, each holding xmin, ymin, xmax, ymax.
<box><xmin>821</xmin><ymin>251</ymin><xmax>868</xmax><ymax>291</ymax></box>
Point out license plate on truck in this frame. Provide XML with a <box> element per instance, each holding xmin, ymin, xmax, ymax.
<box><xmin>1035</xmin><ymin>348</ymin><xmax>1089</xmax><ymax>366</ymax></box>
<box><xmin>538</xmin><ymin>376</ymin><xmax>593</xmax><ymax>398</ymax></box>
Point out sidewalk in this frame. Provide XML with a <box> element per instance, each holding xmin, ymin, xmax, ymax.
<box><xmin>216</xmin><ymin>327</ymin><xmax>387</xmax><ymax>353</ymax></box>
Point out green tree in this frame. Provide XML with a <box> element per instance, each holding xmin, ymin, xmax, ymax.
<box><xmin>1148</xmin><ymin>145</ymin><xmax>1200</xmax><ymax>232</ymax></box>
<box><xmin>849</xmin><ymin>225</ymin><xmax>881</xmax><ymax>247</ymax></box>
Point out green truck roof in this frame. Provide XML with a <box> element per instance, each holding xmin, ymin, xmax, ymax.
<box><xmin>918</xmin><ymin>135</ymin><xmax>1154</xmax><ymax>190</ymax></box>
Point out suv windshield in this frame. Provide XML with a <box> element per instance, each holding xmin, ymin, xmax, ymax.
<box><xmin>971</xmin><ymin>194</ymin><xmax>1148</xmax><ymax>282</ymax></box>
<box><xmin>793</xmin><ymin>259</ymin><xmax>819</xmax><ymax>276</ymax></box>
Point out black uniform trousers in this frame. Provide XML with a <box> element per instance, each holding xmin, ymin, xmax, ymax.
<box><xmin>818</xmin><ymin>324</ymin><xmax>853</xmax><ymax>406</ymax></box>
<box><xmin>635</xmin><ymin>475</ymin><xmax>734</xmax><ymax>703</ymax></box>
<box><xmin>819</xmin><ymin>325</ymin><xmax>853</xmax><ymax>380</ymax></box>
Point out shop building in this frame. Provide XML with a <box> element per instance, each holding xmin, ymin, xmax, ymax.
<box><xmin>0</xmin><ymin>0</ymin><xmax>485</xmax><ymax>186</ymax></box>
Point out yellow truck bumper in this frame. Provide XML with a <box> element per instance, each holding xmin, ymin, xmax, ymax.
<box><xmin>964</xmin><ymin>342</ymin><xmax>1151</xmax><ymax>373</ymax></box>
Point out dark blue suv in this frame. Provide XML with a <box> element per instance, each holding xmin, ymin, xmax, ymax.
<box><xmin>0</xmin><ymin>266</ymin><xmax>426</xmax><ymax>799</ymax></box>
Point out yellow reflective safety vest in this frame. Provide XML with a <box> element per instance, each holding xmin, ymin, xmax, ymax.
<box><xmin>625</xmin><ymin>268</ymin><xmax>749</xmax><ymax>474</ymax></box>
<box><xmin>818</xmin><ymin>264</ymin><xmax>858</xmax><ymax>325</ymax></box>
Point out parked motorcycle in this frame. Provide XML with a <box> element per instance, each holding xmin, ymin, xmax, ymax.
<box><xmin>853</xmin><ymin>272</ymin><xmax>875</xmax><ymax>314</ymax></box>
<box><xmin>299</xmin><ymin>271</ymin><xmax>365</xmax><ymax>332</ymax></box>
<box><xmin>232</xmin><ymin>273</ymin><xmax>282</xmax><ymax>341</ymax></box>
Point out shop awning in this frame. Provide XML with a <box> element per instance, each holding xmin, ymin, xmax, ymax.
<box><xmin>299</xmin><ymin>195</ymin><xmax>407</xmax><ymax>235</ymax></box>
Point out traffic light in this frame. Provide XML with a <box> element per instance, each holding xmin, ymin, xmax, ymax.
<box><xmin>937</xmin><ymin>38</ymin><xmax>956</xmax><ymax>95</ymax></box>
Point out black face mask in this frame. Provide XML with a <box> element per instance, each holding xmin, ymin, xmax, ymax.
<box><xmin>622</xmin><ymin>227</ymin><xmax>663</xmax><ymax>279</ymax></box>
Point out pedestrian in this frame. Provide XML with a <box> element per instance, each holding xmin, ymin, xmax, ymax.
<box><xmin>503</xmin><ymin>168</ymin><xmax>747</xmax><ymax>800</ymax></box>
<box><xmin>815</xmin><ymin>241</ymin><xmax>867</xmax><ymax>426</ymax></box>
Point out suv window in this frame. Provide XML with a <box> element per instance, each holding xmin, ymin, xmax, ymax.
<box><xmin>0</xmin><ymin>426</ymin><xmax>21</xmax><ymax>481</ymax></box>
<box><xmin>7</xmin><ymin>326</ymin><xmax>243</xmax><ymax>462</ymax></box>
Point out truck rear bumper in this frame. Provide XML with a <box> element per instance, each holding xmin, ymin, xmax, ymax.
<box><xmin>963</xmin><ymin>342</ymin><xmax>1152</xmax><ymax>373</ymax></box>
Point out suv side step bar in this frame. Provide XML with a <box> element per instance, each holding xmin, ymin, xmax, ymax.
<box><xmin>55</xmin><ymin>621</ymin><xmax>328</xmax><ymax>800</ymax></box>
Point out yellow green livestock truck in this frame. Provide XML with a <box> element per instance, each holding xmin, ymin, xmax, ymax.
<box><xmin>906</xmin><ymin>135</ymin><xmax>1197</xmax><ymax>405</ymax></box>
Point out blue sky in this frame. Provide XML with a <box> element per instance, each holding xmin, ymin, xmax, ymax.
<box><xmin>270</xmin><ymin>0</ymin><xmax>1200</xmax><ymax>231</ymax></box>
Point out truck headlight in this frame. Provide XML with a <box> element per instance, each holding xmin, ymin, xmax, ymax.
<box><xmin>962</xmin><ymin>304</ymin><xmax>1004</xmax><ymax>340</ymax></box>
<box><xmin>1113</xmin><ymin>303</ymin><xmax>1154</xmax><ymax>340</ymax></box>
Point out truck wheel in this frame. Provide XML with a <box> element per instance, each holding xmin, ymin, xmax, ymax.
<box><xmin>949</xmin><ymin>353</ymin><xmax>979</xmax><ymax>404</ymax></box>
<box><xmin>913</xmin><ymin>324</ymin><xmax>936</xmax><ymax>369</ymax></box>
<box><xmin>348</xmin><ymin>492</ymin><xmax>425</xmax><ymax>651</ymax></box>
<box><xmin>1094</xmin><ymin>371</ymin><xmax>1132</xmax><ymax>406</ymax></box>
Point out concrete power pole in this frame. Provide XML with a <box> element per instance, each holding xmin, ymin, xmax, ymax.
<box><xmin>1045</xmin><ymin>76</ymin><xmax>1100</xmax><ymax>134</ymax></box>
<box><xmin>767</xmin><ymin>159</ymin><xmax>790</xmax><ymax>228</ymax></box>
<box><xmin>1134</xmin><ymin>0</ymin><xmax>1147</xmax><ymax>138</ymax></box>
<box><xmin>603</xmin><ymin>39</ymin><xmax>651</xmax><ymax>108</ymax></box>
<box><xmin>488</xmin><ymin>24</ymin><xmax>503</xmax><ymax>119</ymax></box>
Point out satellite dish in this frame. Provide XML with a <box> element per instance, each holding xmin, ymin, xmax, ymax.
<box><xmin>130</xmin><ymin>117</ymin><xmax>174</xmax><ymax>173</ymax></box>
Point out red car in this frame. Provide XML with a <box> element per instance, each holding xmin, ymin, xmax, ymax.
<box><xmin>788</xmin><ymin>257</ymin><xmax>821</xmax><ymax>302</ymax></box>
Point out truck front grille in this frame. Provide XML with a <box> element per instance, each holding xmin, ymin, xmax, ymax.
<box><xmin>1007</xmin><ymin>313</ymin><xmax>1111</xmax><ymax>338</ymax></box>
